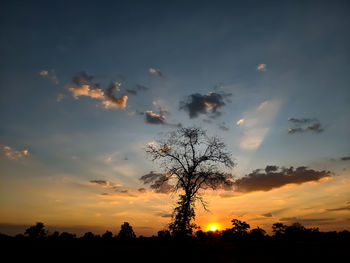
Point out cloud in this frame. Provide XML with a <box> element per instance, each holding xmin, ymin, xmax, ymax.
<box><xmin>89</xmin><ymin>180</ymin><xmax>121</xmax><ymax>189</ymax></box>
<box><xmin>156</xmin><ymin>212</ymin><xmax>172</xmax><ymax>218</ymax></box>
<box><xmin>145</xmin><ymin>110</ymin><xmax>167</xmax><ymax>125</ymax></box>
<box><xmin>326</xmin><ymin>203</ymin><xmax>350</xmax><ymax>212</ymax></box>
<box><xmin>218</xmin><ymin>122</ymin><xmax>229</xmax><ymax>131</ymax></box>
<box><xmin>233</xmin><ymin>165</ymin><xmax>331</xmax><ymax>193</ymax></box>
<box><xmin>279</xmin><ymin>217</ymin><xmax>335</xmax><ymax>223</ymax></box>
<box><xmin>56</xmin><ymin>93</ymin><xmax>64</xmax><ymax>102</ymax></box>
<box><xmin>66</xmin><ymin>72</ymin><xmax>128</xmax><ymax>110</ymax></box>
<box><xmin>0</xmin><ymin>145</ymin><xmax>29</xmax><ymax>160</ymax></box>
<box><xmin>67</xmin><ymin>72</ymin><xmax>104</xmax><ymax>99</ymax></box>
<box><xmin>256</xmin><ymin>64</ymin><xmax>267</xmax><ymax>72</ymax></box>
<box><xmin>179</xmin><ymin>92</ymin><xmax>231</xmax><ymax>119</ymax></box>
<box><xmin>261</xmin><ymin>213</ymin><xmax>273</xmax><ymax>218</ymax></box>
<box><xmin>39</xmin><ymin>69</ymin><xmax>59</xmax><ymax>84</ymax></box>
<box><xmin>288</xmin><ymin>118</ymin><xmax>324</xmax><ymax>134</ymax></box>
<box><xmin>238</xmin><ymin>99</ymin><xmax>281</xmax><ymax>150</ymax></box>
<box><xmin>149</xmin><ymin>68</ymin><xmax>163</xmax><ymax>77</ymax></box>
<box><xmin>140</xmin><ymin>172</ymin><xmax>174</xmax><ymax>194</ymax></box>
<box><xmin>126</xmin><ymin>89</ymin><xmax>137</xmax><ymax>95</ymax></box>
<box><xmin>136</xmin><ymin>84</ymin><xmax>149</xmax><ymax>91</ymax></box>
<box><xmin>102</xmin><ymin>82</ymin><xmax>128</xmax><ymax>109</ymax></box>
<box><xmin>236</xmin><ymin>118</ymin><xmax>244</xmax><ymax>125</ymax></box>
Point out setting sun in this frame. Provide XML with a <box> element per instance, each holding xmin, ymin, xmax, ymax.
<box><xmin>207</xmin><ymin>223</ymin><xmax>220</xmax><ymax>232</ymax></box>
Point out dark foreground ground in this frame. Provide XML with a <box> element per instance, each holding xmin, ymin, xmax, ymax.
<box><xmin>1</xmin><ymin>232</ymin><xmax>349</xmax><ymax>263</ymax></box>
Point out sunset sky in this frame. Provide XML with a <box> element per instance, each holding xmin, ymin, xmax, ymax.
<box><xmin>1</xmin><ymin>0</ymin><xmax>349</xmax><ymax>236</ymax></box>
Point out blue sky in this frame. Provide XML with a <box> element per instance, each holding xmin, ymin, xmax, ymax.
<box><xmin>1</xmin><ymin>0</ymin><xmax>349</xmax><ymax>235</ymax></box>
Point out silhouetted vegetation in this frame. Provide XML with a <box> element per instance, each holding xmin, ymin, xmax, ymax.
<box><xmin>1</xmin><ymin>220</ymin><xmax>348</xmax><ymax>263</ymax></box>
<box><xmin>142</xmin><ymin>127</ymin><xmax>235</xmax><ymax>236</ymax></box>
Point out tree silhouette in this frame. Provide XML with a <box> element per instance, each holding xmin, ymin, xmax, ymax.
<box><xmin>118</xmin><ymin>222</ymin><xmax>136</xmax><ymax>240</ymax></box>
<box><xmin>231</xmin><ymin>219</ymin><xmax>250</xmax><ymax>234</ymax></box>
<box><xmin>24</xmin><ymin>222</ymin><xmax>47</xmax><ymax>239</ymax></box>
<box><xmin>141</xmin><ymin>127</ymin><xmax>235</xmax><ymax>236</ymax></box>
<box><xmin>272</xmin><ymin>222</ymin><xmax>287</xmax><ymax>236</ymax></box>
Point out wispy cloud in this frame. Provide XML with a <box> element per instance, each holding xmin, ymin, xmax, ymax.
<box><xmin>288</xmin><ymin>118</ymin><xmax>324</xmax><ymax>134</ymax></box>
<box><xmin>236</xmin><ymin>118</ymin><xmax>245</xmax><ymax>125</ymax></box>
<box><xmin>89</xmin><ymin>180</ymin><xmax>121</xmax><ymax>189</ymax></box>
<box><xmin>39</xmin><ymin>69</ymin><xmax>59</xmax><ymax>84</ymax></box>
<box><xmin>136</xmin><ymin>84</ymin><xmax>149</xmax><ymax>91</ymax></box>
<box><xmin>238</xmin><ymin>99</ymin><xmax>281</xmax><ymax>150</ymax></box>
<box><xmin>256</xmin><ymin>64</ymin><xmax>267</xmax><ymax>72</ymax></box>
<box><xmin>325</xmin><ymin>203</ymin><xmax>350</xmax><ymax>212</ymax></box>
<box><xmin>218</xmin><ymin>122</ymin><xmax>229</xmax><ymax>131</ymax></box>
<box><xmin>149</xmin><ymin>68</ymin><xmax>163</xmax><ymax>77</ymax></box>
<box><xmin>56</xmin><ymin>93</ymin><xmax>64</xmax><ymax>102</ymax></box>
<box><xmin>0</xmin><ymin>145</ymin><xmax>29</xmax><ymax>160</ymax></box>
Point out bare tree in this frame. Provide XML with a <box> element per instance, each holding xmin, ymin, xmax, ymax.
<box><xmin>140</xmin><ymin>127</ymin><xmax>235</xmax><ymax>236</ymax></box>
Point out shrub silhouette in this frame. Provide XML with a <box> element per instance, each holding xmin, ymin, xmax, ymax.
<box><xmin>118</xmin><ymin>222</ymin><xmax>136</xmax><ymax>240</ymax></box>
<box><xmin>24</xmin><ymin>222</ymin><xmax>47</xmax><ymax>239</ymax></box>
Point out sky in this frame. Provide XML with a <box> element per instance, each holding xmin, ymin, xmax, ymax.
<box><xmin>0</xmin><ymin>0</ymin><xmax>350</xmax><ymax>236</ymax></box>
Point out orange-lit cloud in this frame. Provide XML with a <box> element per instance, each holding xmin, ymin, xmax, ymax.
<box><xmin>0</xmin><ymin>145</ymin><xmax>29</xmax><ymax>160</ymax></box>
<box><xmin>149</xmin><ymin>68</ymin><xmax>163</xmax><ymax>77</ymax></box>
<box><xmin>39</xmin><ymin>69</ymin><xmax>59</xmax><ymax>84</ymax></box>
<box><xmin>103</xmin><ymin>82</ymin><xmax>128</xmax><ymax>109</ymax></box>
<box><xmin>256</xmin><ymin>63</ymin><xmax>267</xmax><ymax>72</ymax></box>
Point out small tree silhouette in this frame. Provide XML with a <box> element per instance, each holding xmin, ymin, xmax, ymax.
<box><xmin>101</xmin><ymin>230</ymin><xmax>113</xmax><ymax>241</ymax></box>
<box><xmin>24</xmin><ymin>222</ymin><xmax>47</xmax><ymax>239</ymax></box>
<box><xmin>141</xmin><ymin>127</ymin><xmax>234</xmax><ymax>236</ymax></box>
<box><xmin>272</xmin><ymin>222</ymin><xmax>287</xmax><ymax>236</ymax></box>
<box><xmin>118</xmin><ymin>222</ymin><xmax>136</xmax><ymax>240</ymax></box>
<box><xmin>231</xmin><ymin>219</ymin><xmax>250</xmax><ymax>236</ymax></box>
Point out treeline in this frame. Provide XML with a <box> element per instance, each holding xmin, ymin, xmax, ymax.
<box><xmin>1</xmin><ymin>219</ymin><xmax>349</xmax><ymax>263</ymax></box>
<box><xmin>1</xmin><ymin>219</ymin><xmax>349</xmax><ymax>242</ymax></box>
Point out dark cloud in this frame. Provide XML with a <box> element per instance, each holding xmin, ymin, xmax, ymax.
<box><xmin>89</xmin><ymin>180</ymin><xmax>108</xmax><ymax>186</ymax></box>
<box><xmin>179</xmin><ymin>92</ymin><xmax>231</xmax><ymax>119</ymax></box>
<box><xmin>72</xmin><ymin>71</ymin><xmax>94</xmax><ymax>86</ymax></box>
<box><xmin>288</xmin><ymin>118</ymin><xmax>324</xmax><ymax>134</ymax></box>
<box><xmin>143</xmin><ymin>110</ymin><xmax>181</xmax><ymax>127</ymax></box>
<box><xmin>89</xmin><ymin>180</ymin><xmax>120</xmax><ymax>189</ymax></box>
<box><xmin>66</xmin><ymin>72</ymin><xmax>105</xmax><ymax>100</ymax></box>
<box><xmin>326</xmin><ymin>204</ymin><xmax>350</xmax><ymax>212</ymax></box>
<box><xmin>145</xmin><ymin>110</ymin><xmax>167</xmax><ymax>125</ymax></box>
<box><xmin>149</xmin><ymin>68</ymin><xmax>163</xmax><ymax>77</ymax></box>
<box><xmin>136</xmin><ymin>84</ymin><xmax>149</xmax><ymax>91</ymax></box>
<box><xmin>218</xmin><ymin>122</ymin><xmax>229</xmax><ymax>131</ymax></box>
<box><xmin>279</xmin><ymin>217</ymin><xmax>298</xmax><ymax>222</ymax></box>
<box><xmin>156</xmin><ymin>212</ymin><xmax>172</xmax><ymax>218</ymax></box>
<box><xmin>233</xmin><ymin>166</ymin><xmax>331</xmax><ymax>193</ymax></box>
<box><xmin>340</xmin><ymin>156</ymin><xmax>350</xmax><ymax>161</ymax></box>
<box><xmin>103</xmin><ymin>82</ymin><xmax>128</xmax><ymax>109</ymax></box>
<box><xmin>140</xmin><ymin>172</ymin><xmax>174</xmax><ymax>194</ymax></box>
<box><xmin>279</xmin><ymin>217</ymin><xmax>335</xmax><ymax>223</ymax></box>
<box><xmin>288</xmin><ymin>118</ymin><xmax>317</xmax><ymax>124</ymax></box>
<box><xmin>261</xmin><ymin>213</ymin><xmax>273</xmax><ymax>218</ymax></box>
<box><xmin>126</xmin><ymin>89</ymin><xmax>137</xmax><ymax>95</ymax></box>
